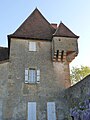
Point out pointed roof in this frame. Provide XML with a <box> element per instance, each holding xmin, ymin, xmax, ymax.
<box><xmin>10</xmin><ymin>8</ymin><xmax>55</xmax><ymax>40</ymax></box>
<box><xmin>53</xmin><ymin>22</ymin><xmax>79</xmax><ymax>38</ymax></box>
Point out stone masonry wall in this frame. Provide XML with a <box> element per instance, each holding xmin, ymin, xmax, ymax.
<box><xmin>0</xmin><ymin>62</ymin><xmax>8</xmax><ymax>120</ymax></box>
<box><xmin>64</xmin><ymin>75</ymin><xmax>90</xmax><ymax>115</ymax></box>
<box><xmin>53</xmin><ymin>37</ymin><xmax>78</xmax><ymax>53</ymax></box>
<box><xmin>52</xmin><ymin>37</ymin><xmax>78</xmax><ymax>62</ymax></box>
<box><xmin>3</xmin><ymin>38</ymin><xmax>71</xmax><ymax>120</ymax></box>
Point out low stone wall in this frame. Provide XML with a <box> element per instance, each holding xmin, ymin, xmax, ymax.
<box><xmin>65</xmin><ymin>74</ymin><xmax>90</xmax><ymax>109</ymax></box>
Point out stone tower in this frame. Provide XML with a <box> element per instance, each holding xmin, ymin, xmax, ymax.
<box><xmin>52</xmin><ymin>22</ymin><xmax>79</xmax><ymax>88</ymax></box>
<box><xmin>1</xmin><ymin>8</ymin><xmax>79</xmax><ymax>120</ymax></box>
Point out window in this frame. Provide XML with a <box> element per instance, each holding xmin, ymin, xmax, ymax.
<box><xmin>28</xmin><ymin>102</ymin><xmax>36</xmax><ymax>120</ymax></box>
<box><xmin>29</xmin><ymin>68</ymin><xmax>36</xmax><ymax>83</ymax></box>
<box><xmin>29</xmin><ymin>42</ymin><xmax>36</xmax><ymax>51</ymax></box>
<box><xmin>25</xmin><ymin>68</ymin><xmax>40</xmax><ymax>84</ymax></box>
<box><xmin>47</xmin><ymin>102</ymin><xmax>56</xmax><ymax>120</ymax></box>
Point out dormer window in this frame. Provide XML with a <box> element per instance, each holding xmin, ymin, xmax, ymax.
<box><xmin>29</xmin><ymin>42</ymin><xmax>36</xmax><ymax>51</ymax></box>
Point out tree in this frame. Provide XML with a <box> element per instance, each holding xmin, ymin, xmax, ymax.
<box><xmin>70</xmin><ymin>65</ymin><xmax>90</xmax><ymax>85</ymax></box>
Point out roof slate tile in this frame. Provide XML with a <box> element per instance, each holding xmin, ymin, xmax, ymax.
<box><xmin>11</xmin><ymin>8</ymin><xmax>55</xmax><ymax>40</ymax></box>
<box><xmin>53</xmin><ymin>22</ymin><xmax>79</xmax><ymax>38</ymax></box>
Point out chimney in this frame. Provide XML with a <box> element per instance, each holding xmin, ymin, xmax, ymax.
<box><xmin>51</xmin><ymin>23</ymin><xmax>57</xmax><ymax>29</ymax></box>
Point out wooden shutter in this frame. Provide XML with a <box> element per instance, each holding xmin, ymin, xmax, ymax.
<box><xmin>47</xmin><ymin>102</ymin><xmax>56</xmax><ymax>120</ymax></box>
<box><xmin>28</xmin><ymin>102</ymin><xmax>36</xmax><ymax>120</ymax></box>
<box><xmin>25</xmin><ymin>68</ymin><xmax>28</xmax><ymax>83</ymax></box>
<box><xmin>29</xmin><ymin>42</ymin><xmax>36</xmax><ymax>51</ymax></box>
<box><xmin>37</xmin><ymin>69</ymin><xmax>40</xmax><ymax>83</ymax></box>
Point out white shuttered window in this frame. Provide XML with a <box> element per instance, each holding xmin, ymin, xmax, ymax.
<box><xmin>25</xmin><ymin>68</ymin><xmax>40</xmax><ymax>84</ymax></box>
<box><xmin>28</xmin><ymin>102</ymin><xmax>36</xmax><ymax>120</ymax></box>
<box><xmin>47</xmin><ymin>102</ymin><xmax>56</xmax><ymax>120</ymax></box>
<box><xmin>29</xmin><ymin>42</ymin><xmax>36</xmax><ymax>51</ymax></box>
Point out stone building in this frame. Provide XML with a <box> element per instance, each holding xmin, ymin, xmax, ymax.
<box><xmin>0</xmin><ymin>8</ymin><xmax>90</xmax><ymax>120</ymax></box>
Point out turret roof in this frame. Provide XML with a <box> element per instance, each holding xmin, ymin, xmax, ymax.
<box><xmin>53</xmin><ymin>22</ymin><xmax>79</xmax><ymax>38</ymax></box>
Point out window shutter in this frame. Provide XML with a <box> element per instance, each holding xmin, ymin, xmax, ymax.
<box><xmin>37</xmin><ymin>69</ymin><xmax>40</xmax><ymax>83</ymax></box>
<box><xmin>29</xmin><ymin>42</ymin><xmax>36</xmax><ymax>51</ymax></box>
<box><xmin>29</xmin><ymin>42</ymin><xmax>31</xmax><ymax>51</ymax></box>
<box><xmin>28</xmin><ymin>102</ymin><xmax>36</xmax><ymax>120</ymax></box>
<box><xmin>47</xmin><ymin>102</ymin><xmax>56</xmax><ymax>120</ymax></box>
<box><xmin>25</xmin><ymin>68</ymin><xmax>28</xmax><ymax>83</ymax></box>
<box><xmin>33</xmin><ymin>42</ymin><xmax>36</xmax><ymax>51</ymax></box>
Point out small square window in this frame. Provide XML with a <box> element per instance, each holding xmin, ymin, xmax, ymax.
<box><xmin>29</xmin><ymin>42</ymin><xmax>36</xmax><ymax>51</ymax></box>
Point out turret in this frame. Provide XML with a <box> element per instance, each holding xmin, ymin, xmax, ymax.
<box><xmin>52</xmin><ymin>22</ymin><xmax>79</xmax><ymax>63</ymax></box>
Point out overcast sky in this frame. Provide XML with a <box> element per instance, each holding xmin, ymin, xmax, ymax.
<box><xmin>0</xmin><ymin>0</ymin><xmax>90</xmax><ymax>67</ymax></box>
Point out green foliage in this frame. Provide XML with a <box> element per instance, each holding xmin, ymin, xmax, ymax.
<box><xmin>70</xmin><ymin>65</ymin><xmax>90</xmax><ymax>85</ymax></box>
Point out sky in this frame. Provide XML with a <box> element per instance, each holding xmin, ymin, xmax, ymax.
<box><xmin>0</xmin><ymin>0</ymin><xmax>90</xmax><ymax>68</ymax></box>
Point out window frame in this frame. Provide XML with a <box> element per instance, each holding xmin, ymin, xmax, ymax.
<box><xmin>25</xmin><ymin>68</ymin><xmax>40</xmax><ymax>84</ymax></box>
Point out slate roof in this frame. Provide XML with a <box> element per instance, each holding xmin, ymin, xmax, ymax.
<box><xmin>10</xmin><ymin>8</ymin><xmax>56</xmax><ymax>40</ymax></box>
<box><xmin>0</xmin><ymin>47</ymin><xmax>8</xmax><ymax>61</ymax></box>
<box><xmin>53</xmin><ymin>22</ymin><xmax>79</xmax><ymax>38</ymax></box>
<box><xmin>6</xmin><ymin>8</ymin><xmax>79</xmax><ymax>58</ymax></box>
<box><xmin>9</xmin><ymin>8</ymin><xmax>79</xmax><ymax>40</ymax></box>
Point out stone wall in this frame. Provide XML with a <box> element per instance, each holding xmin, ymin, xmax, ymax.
<box><xmin>3</xmin><ymin>38</ymin><xmax>71</xmax><ymax>120</ymax></box>
<box><xmin>52</xmin><ymin>37</ymin><xmax>78</xmax><ymax>62</ymax></box>
<box><xmin>0</xmin><ymin>62</ymin><xmax>8</xmax><ymax>120</ymax></box>
<box><xmin>65</xmin><ymin>74</ymin><xmax>90</xmax><ymax>110</ymax></box>
<box><xmin>1</xmin><ymin>38</ymin><xmax>89</xmax><ymax>120</ymax></box>
<box><xmin>53</xmin><ymin>37</ymin><xmax>78</xmax><ymax>53</ymax></box>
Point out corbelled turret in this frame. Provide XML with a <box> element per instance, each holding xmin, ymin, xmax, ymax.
<box><xmin>52</xmin><ymin>22</ymin><xmax>79</xmax><ymax>63</ymax></box>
